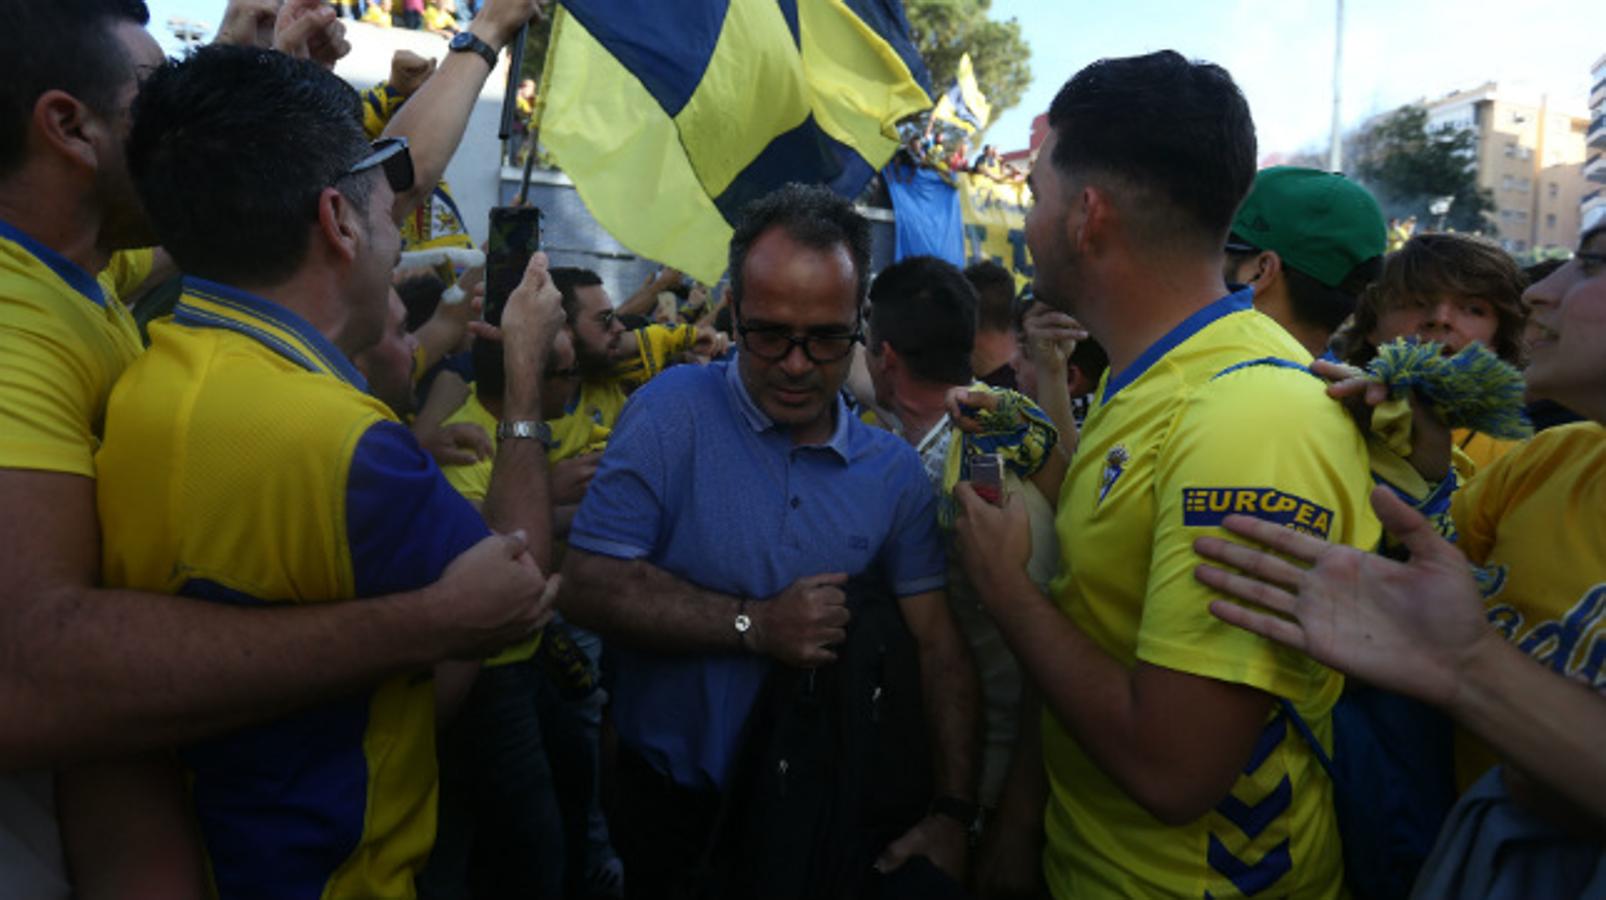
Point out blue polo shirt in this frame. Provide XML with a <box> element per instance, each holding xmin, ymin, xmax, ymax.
<box><xmin>569</xmin><ymin>357</ymin><xmax>946</xmax><ymax>790</ymax></box>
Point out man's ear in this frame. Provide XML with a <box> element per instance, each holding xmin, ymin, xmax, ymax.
<box><xmin>880</xmin><ymin>339</ymin><xmax>905</xmax><ymax>377</ymax></box>
<box><xmin>1250</xmin><ymin>250</ymin><xmax>1283</xmax><ymax>286</ymax></box>
<box><xmin>315</xmin><ymin>185</ymin><xmax>363</xmax><ymax>264</ymax></box>
<box><xmin>31</xmin><ymin>90</ymin><xmax>102</xmax><ymax>171</ymax></box>
<box><xmin>1073</xmin><ymin>184</ymin><xmax>1112</xmax><ymax>256</ymax></box>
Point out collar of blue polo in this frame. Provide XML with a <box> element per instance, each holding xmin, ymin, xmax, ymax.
<box><xmin>1100</xmin><ymin>286</ymin><xmax>1255</xmax><ymax>404</ymax></box>
<box><xmin>722</xmin><ymin>355</ymin><xmax>855</xmax><ymax>462</ymax></box>
<box><xmin>0</xmin><ymin>218</ymin><xmax>109</xmax><ymax>308</ymax></box>
<box><xmin>174</xmin><ymin>276</ymin><xmax>369</xmax><ymax>391</ymax></box>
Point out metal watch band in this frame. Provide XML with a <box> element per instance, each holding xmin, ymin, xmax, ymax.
<box><xmin>496</xmin><ymin>419</ymin><xmax>552</xmax><ymax>448</ymax></box>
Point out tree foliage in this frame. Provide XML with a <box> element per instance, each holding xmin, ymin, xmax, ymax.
<box><xmin>1350</xmin><ymin>104</ymin><xmax>1495</xmax><ymax>233</ymax></box>
<box><xmin>904</xmin><ymin>0</ymin><xmax>1031</xmax><ymax>122</ymax></box>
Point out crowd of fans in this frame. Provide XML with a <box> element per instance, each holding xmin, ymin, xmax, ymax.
<box><xmin>333</xmin><ymin>0</ymin><xmax>474</xmax><ymax>35</ymax></box>
<box><xmin>1</xmin><ymin>1</ymin><xmax>1602</xmax><ymax>900</ymax></box>
<box><xmin>899</xmin><ymin>122</ymin><xmax>1027</xmax><ymax>186</ymax></box>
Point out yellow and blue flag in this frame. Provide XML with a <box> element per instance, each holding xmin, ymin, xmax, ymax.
<box><xmin>931</xmin><ymin>52</ymin><xmax>990</xmax><ymax>134</ymax></box>
<box><xmin>536</xmin><ymin>0</ymin><xmax>933</xmax><ymax>284</ymax></box>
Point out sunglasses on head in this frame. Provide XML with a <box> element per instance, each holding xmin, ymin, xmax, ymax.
<box><xmin>343</xmin><ymin>136</ymin><xmax>415</xmax><ymax>194</ymax></box>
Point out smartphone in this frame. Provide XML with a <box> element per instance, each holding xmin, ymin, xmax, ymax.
<box><xmin>969</xmin><ymin>452</ymin><xmax>1004</xmax><ymax>505</ymax></box>
<box><xmin>484</xmin><ymin>206</ymin><xmax>542</xmax><ymax>326</ymax></box>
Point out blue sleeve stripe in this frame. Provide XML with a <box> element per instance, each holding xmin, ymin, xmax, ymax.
<box><xmin>345</xmin><ymin>421</ymin><xmax>490</xmax><ymax>597</ymax></box>
<box><xmin>567</xmin><ymin>533</ymin><xmax>652</xmax><ymax>561</ymax></box>
<box><xmin>892</xmin><ymin>574</ymin><xmax>947</xmax><ymax>598</ymax></box>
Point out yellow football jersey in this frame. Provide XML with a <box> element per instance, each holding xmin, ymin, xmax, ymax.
<box><xmin>0</xmin><ymin>221</ymin><xmax>149</xmax><ymax>476</ymax></box>
<box><xmin>1045</xmin><ymin>290</ymin><xmax>1379</xmax><ymax>899</ymax></box>
<box><xmin>548</xmin><ymin>378</ymin><xmax>624</xmax><ymax>460</ymax></box>
<box><xmin>97</xmin><ymin>277</ymin><xmax>489</xmax><ymax>899</ymax></box>
<box><xmin>613</xmin><ymin>322</ymin><xmax>699</xmax><ymax>390</ymax></box>
<box><xmin>1450</xmin><ymin>422</ymin><xmax>1606</xmax><ymax>788</ymax></box>
<box><xmin>437</xmin><ymin>392</ymin><xmax>542</xmax><ymax>666</ymax></box>
<box><xmin>1452</xmin><ymin>427</ymin><xmax>1521</xmax><ymax>477</ymax></box>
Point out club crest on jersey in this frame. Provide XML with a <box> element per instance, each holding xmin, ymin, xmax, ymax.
<box><xmin>1182</xmin><ymin>487</ymin><xmax>1334</xmax><ymax>538</ymax></box>
<box><xmin>1097</xmin><ymin>444</ymin><xmax>1129</xmax><ymax>506</ymax></box>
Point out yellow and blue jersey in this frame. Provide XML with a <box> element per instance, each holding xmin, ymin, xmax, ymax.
<box><xmin>1045</xmin><ymin>289</ymin><xmax>1379</xmax><ymax>899</ymax></box>
<box><xmin>0</xmin><ymin>220</ymin><xmax>149</xmax><ymax>476</ymax></box>
<box><xmin>612</xmin><ymin>322</ymin><xmax>700</xmax><ymax>390</ymax></box>
<box><xmin>548</xmin><ymin>378</ymin><xmax>624</xmax><ymax>459</ymax></box>
<box><xmin>96</xmin><ymin>277</ymin><xmax>489</xmax><ymax>900</ymax></box>
<box><xmin>1449</xmin><ymin>422</ymin><xmax>1606</xmax><ymax>788</ymax></box>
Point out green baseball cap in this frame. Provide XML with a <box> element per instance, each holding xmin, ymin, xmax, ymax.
<box><xmin>1229</xmin><ymin>167</ymin><xmax>1386</xmax><ymax>288</ymax></box>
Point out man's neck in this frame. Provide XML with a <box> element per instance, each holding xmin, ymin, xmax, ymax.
<box><xmin>1254</xmin><ymin>287</ymin><xmax>1329</xmax><ymax>358</ymax></box>
<box><xmin>247</xmin><ymin>270</ymin><xmax>362</xmax><ymax>358</ymax></box>
<box><xmin>888</xmin><ymin>378</ymin><xmax>954</xmax><ymax>447</ymax></box>
<box><xmin>0</xmin><ymin>178</ymin><xmax>111</xmax><ymax>277</ymax></box>
<box><xmin>971</xmin><ymin>329</ymin><xmax>1015</xmax><ymax>380</ymax></box>
<box><xmin>1088</xmin><ymin>257</ymin><xmax>1233</xmax><ymax>379</ymax></box>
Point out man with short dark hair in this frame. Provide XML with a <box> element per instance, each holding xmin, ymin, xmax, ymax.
<box><xmin>81</xmin><ymin>38</ymin><xmax>563</xmax><ymax>897</ymax></box>
<box><xmin>562</xmin><ymin>184</ymin><xmax>979</xmax><ymax>897</ymax></box>
<box><xmin>865</xmin><ymin>255</ymin><xmax>1059</xmax><ymax>818</ymax></box>
<box><xmin>953</xmin><ymin>52</ymin><xmax>1380</xmax><ymax>898</ymax></box>
<box><xmin>964</xmin><ymin>259</ymin><xmax>1020</xmax><ymax>389</ymax></box>
<box><xmin>0</xmin><ymin>0</ymin><xmax>543</xmax><ymax>893</ymax></box>
<box><xmin>1224</xmin><ymin>166</ymin><xmax>1387</xmax><ymax>357</ymax></box>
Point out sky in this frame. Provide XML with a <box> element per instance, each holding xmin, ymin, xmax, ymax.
<box><xmin>985</xmin><ymin>0</ymin><xmax>1600</xmax><ymax>160</ymax></box>
<box><xmin>147</xmin><ymin>0</ymin><xmax>1601</xmax><ymax>160</ymax></box>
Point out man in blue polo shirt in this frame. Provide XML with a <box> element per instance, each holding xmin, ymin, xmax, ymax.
<box><xmin>562</xmin><ymin>184</ymin><xmax>980</xmax><ymax>897</ymax></box>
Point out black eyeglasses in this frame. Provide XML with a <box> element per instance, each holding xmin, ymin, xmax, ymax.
<box><xmin>343</xmin><ymin>137</ymin><xmax>415</xmax><ymax>194</ymax></box>
<box><xmin>736</xmin><ymin>322</ymin><xmax>863</xmax><ymax>363</ymax></box>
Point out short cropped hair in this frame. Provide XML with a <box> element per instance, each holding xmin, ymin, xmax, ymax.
<box><xmin>1334</xmin><ymin>233</ymin><xmax>1527</xmax><ymax>365</ymax></box>
<box><xmin>964</xmin><ymin>260</ymin><xmax>1016</xmax><ymax>333</ymax></box>
<box><xmin>868</xmin><ymin>256</ymin><xmax>976</xmax><ymax>386</ymax></box>
<box><xmin>0</xmin><ymin>0</ymin><xmax>150</xmax><ymax>177</ymax></box>
<box><xmin>550</xmin><ymin>266</ymin><xmax>604</xmax><ymax>326</ymax></box>
<box><xmin>127</xmin><ymin>45</ymin><xmax>373</xmax><ymax>287</ymax></box>
<box><xmin>728</xmin><ymin>183</ymin><xmax>871</xmax><ymax>313</ymax></box>
<box><xmin>1046</xmin><ymin>51</ymin><xmax>1256</xmax><ymax>250</ymax></box>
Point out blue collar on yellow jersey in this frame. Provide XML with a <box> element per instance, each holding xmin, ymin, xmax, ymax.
<box><xmin>721</xmin><ymin>354</ymin><xmax>857</xmax><ymax>463</ymax></box>
<box><xmin>0</xmin><ymin>218</ymin><xmax>109</xmax><ymax>308</ymax></box>
<box><xmin>174</xmin><ymin>276</ymin><xmax>369</xmax><ymax>391</ymax></box>
<box><xmin>1101</xmin><ymin>287</ymin><xmax>1254</xmax><ymax>403</ymax></box>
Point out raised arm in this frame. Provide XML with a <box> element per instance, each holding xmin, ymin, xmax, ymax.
<box><xmin>381</xmin><ymin>0</ymin><xmax>543</xmax><ymax>220</ymax></box>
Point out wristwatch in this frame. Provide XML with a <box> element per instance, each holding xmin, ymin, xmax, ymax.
<box><xmin>930</xmin><ymin>795</ymin><xmax>981</xmax><ymax>833</ymax></box>
<box><xmin>734</xmin><ymin>598</ymin><xmax>753</xmax><ymax>650</ymax></box>
<box><xmin>448</xmin><ymin>30</ymin><xmax>500</xmax><ymax>70</ymax></box>
<box><xmin>496</xmin><ymin>419</ymin><xmax>553</xmax><ymax>450</ymax></box>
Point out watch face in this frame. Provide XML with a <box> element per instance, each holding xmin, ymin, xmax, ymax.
<box><xmin>734</xmin><ymin>613</ymin><xmax>752</xmax><ymax>633</ymax></box>
<box><xmin>449</xmin><ymin>32</ymin><xmax>469</xmax><ymax>49</ymax></box>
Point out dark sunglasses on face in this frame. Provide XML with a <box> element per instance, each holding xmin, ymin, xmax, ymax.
<box><xmin>344</xmin><ymin>136</ymin><xmax>415</xmax><ymax>194</ymax></box>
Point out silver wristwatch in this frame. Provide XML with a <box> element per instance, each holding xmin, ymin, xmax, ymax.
<box><xmin>495</xmin><ymin>419</ymin><xmax>554</xmax><ymax>449</ymax></box>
